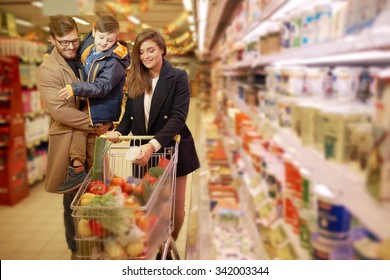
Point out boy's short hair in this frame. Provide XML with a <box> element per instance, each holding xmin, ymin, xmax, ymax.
<box><xmin>94</xmin><ymin>16</ymin><xmax>119</xmax><ymax>34</ymax></box>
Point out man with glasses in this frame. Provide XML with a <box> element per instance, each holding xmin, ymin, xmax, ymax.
<box><xmin>36</xmin><ymin>15</ymin><xmax>110</xmax><ymax>259</ymax></box>
<box><xmin>55</xmin><ymin>37</ymin><xmax>81</xmax><ymax>47</ymax></box>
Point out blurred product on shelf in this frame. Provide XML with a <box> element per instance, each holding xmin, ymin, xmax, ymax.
<box><xmin>366</xmin><ymin>69</ymin><xmax>390</xmax><ymax>201</ymax></box>
<box><xmin>0</xmin><ymin>56</ymin><xmax>29</xmax><ymax>205</ymax></box>
<box><xmin>205</xmin><ymin>0</ymin><xmax>390</xmax><ymax>257</ymax></box>
<box><xmin>0</xmin><ymin>38</ymin><xmax>50</xmax><ymax>186</ymax></box>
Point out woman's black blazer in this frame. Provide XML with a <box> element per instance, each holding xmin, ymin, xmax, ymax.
<box><xmin>116</xmin><ymin>59</ymin><xmax>200</xmax><ymax>177</ymax></box>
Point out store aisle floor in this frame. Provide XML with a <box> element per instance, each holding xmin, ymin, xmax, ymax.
<box><xmin>0</xmin><ymin>97</ymin><xmax>199</xmax><ymax>260</ymax></box>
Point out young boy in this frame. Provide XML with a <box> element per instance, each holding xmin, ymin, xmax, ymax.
<box><xmin>57</xmin><ymin>15</ymin><xmax>130</xmax><ymax>193</ymax></box>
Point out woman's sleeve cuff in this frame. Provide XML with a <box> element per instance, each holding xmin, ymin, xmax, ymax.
<box><xmin>149</xmin><ymin>139</ymin><xmax>161</xmax><ymax>153</ymax></box>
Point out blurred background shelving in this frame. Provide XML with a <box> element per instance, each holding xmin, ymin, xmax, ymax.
<box><xmin>1</xmin><ymin>0</ymin><xmax>390</xmax><ymax>261</ymax></box>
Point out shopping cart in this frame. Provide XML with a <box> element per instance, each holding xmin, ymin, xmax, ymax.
<box><xmin>71</xmin><ymin>135</ymin><xmax>179</xmax><ymax>260</ymax></box>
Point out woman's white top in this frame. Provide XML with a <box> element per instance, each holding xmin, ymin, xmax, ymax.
<box><xmin>144</xmin><ymin>77</ymin><xmax>159</xmax><ymax>131</ymax></box>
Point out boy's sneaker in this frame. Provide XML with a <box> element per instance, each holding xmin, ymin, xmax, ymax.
<box><xmin>58</xmin><ymin>166</ymin><xmax>87</xmax><ymax>194</ymax></box>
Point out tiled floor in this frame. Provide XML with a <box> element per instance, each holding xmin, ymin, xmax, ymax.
<box><xmin>0</xmin><ymin>98</ymin><xmax>199</xmax><ymax>260</ymax></box>
<box><xmin>0</xmin><ymin>184</ymin><xmax>71</xmax><ymax>260</ymax></box>
<box><xmin>0</xmin><ymin>176</ymin><xmax>192</xmax><ymax>260</ymax></box>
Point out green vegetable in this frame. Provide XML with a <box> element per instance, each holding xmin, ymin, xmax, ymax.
<box><xmin>147</xmin><ymin>166</ymin><xmax>165</xmax><ymax>179</ymax></box>
<box><xmin>91</xmin><ymin>137</ymin><xmax>111</xmax><ymax>181</ymax></box>
<box><xmin>85</xmin><ymin>194</ymin><xmax>117</xmax><ymax>207</ymax></box>
<box><xmin>132</xmin><ymin>179</ymin><xmax>154</xmax><ymax>206</ymax></box>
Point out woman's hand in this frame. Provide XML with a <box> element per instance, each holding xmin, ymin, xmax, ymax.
<box><xmin>59</xmin><ymin>87</ymin><xmax>71</xmax><ymax>99</ymax></box>
<box><xmin>105</xmin><ymin>130</ymin><xmax>122</xmax><ymax>143</ymax></box>
<box><xmin>134</xmin><ymin>143</ymin><xmax>154</xmax><ymax>166</ymax></box>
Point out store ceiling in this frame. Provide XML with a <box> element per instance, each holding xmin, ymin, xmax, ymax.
<box><xmin>0</xmin><ymin>0</ymin><xmax>197</xmax><ymax>53</ymax></box>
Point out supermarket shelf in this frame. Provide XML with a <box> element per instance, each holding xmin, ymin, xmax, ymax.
<box><xmin>221</xmin><ymin>2</ymin><xmax>390</xmax><ymax>69</ymax></box>
<box><xmin>26</xmin><ymin>134</ymin><xmax>48</xmax><ymax>149</ymax></box>
<box><xmin>0</xmin><ymin>96</ymin><xmax>10</xmax><ymax>101</ymax></box>
<box><xmin>220</xmin><ymin>0</ymin><xmax>288</xmax><ymax>60</ymax></box>
<box><xmin>227</xmin><ymin>60</ymin><xmax>253</xmax><ymax>70</ymax></box>
<box><xmin>28</xmin><ymin>173</ymin><xmax>44</xmax><ymax>185</ymax></box>
<box><xmin>277</xmin><ymin>220</ymin><xmax>311</xmax><ymax>260</ymax></box>
<box><xmin>227</xmin><ymin>93</ymin><xmax>390</xmax><ymax>241</ymax></box>
<box><xmin>222</xmin><ymin>119</ymin><xmax>268</xmax><ymax>258</ymax></box>
<box><xmin>0</xmin><ymin>118</ymin><xmax>9</xmax><ymax>124</ymax></box>
<box><xmin>237</xmin><ymin>186</ymin><xmax>270</xmax><ymax>259</ymax></box>
<box><xmin>239</xmin><ymin>0</ymin><xmax>287</xmax><ymax>40</ymax></box>
<box><xmin>253</xmin><ymin>26</ymin><xmax>390</xmax><ymax>67</ymax></box>
<box><xmin>24</xmin><ymin>109</ymin><xmax>47</xmax><ymax>119</ymax></box>
<box><xmin>197</xmin><ymin>167</ymin><xmax>212</xmax><ymax>260</ymax></box>
<box><xmin>256</xmin><ymin>213</ymin><xmax>312</xmax><ymax>260</ymax></box>
<box><xmin>199</xmin><ymin>121</ymin><xmax>264</xmax><ymax>259</ymax></box>
<box><xmin>258</xmin><ymin>0</ymin><xmax>288</xmax><ymax>22</ymax></box>
<box><xmin>196</xmin><ymin>111</ymin><xmax>213</xmax><ymax>260</ymax></box>
<box><xmin>234</xmin><ymin>128</ymin><xmax>310</xmax><ymax>260</ymax></box>
<box><xmin>272</xmin><ymin>127</ymin><xmax>390</xmax><ymax>240</ymax></box>
<box><xmin>221</xmin><ymin>129</ymin><xmax>269</xmax><ymax>260</ymax></box>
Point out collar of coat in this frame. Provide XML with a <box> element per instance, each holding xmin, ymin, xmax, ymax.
<box><xmin>132</xmin><ymin>59</ymin><xmax>176</xmax><ymax>134</ymax></box>
<box><xmin>80</xmin><ymin>41</ymin><xmax>129</xmax><ymax>64</ymax></box>
<box><xmin>159</xmin><ymin>58</ymin><xmax>175</xmax><ymax>79</ymax></box>
<box><xmin>45</xmin><ymin>47</ymin><xmax>79</xmax><ymax>79</ymax></box>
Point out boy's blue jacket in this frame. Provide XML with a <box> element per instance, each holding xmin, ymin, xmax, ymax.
<box><xmin>65</xmin><ymin>32</ymin><xmax>131</xmax><ymax>125</ymax></box>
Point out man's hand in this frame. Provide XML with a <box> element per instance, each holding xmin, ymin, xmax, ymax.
<box><xmin>105</xmin><ymin>130</ymin><xmax>122</xmax><ymax>143</ymax></box>
<box><xmin>95</xmin><ymin>123</ymin><xmax>111</xmax><ymax>136</ymax></box>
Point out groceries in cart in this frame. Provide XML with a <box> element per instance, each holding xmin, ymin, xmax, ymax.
<box><xmin>73</xmin><ymin>156</ymin><xmax>172</xmax><ymax>259</ymax></box>
<box><xmin>71</xmin><ymin>136</ymin><xmax>178</xmax><ymax>260</ymax></box>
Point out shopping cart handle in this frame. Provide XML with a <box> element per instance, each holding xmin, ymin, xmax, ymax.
<box><xmin>100</xmin><ymin>134</ymin><xmax>181</xmax><ymax>143</ymax></box>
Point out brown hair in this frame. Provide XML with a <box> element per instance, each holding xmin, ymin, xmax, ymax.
<box><xmin>49</xmin><ymin>15</ymin><xmax>78</xmax><ymax>38</ymax></box>
<box><xmin>127</xmin><ymin>28</ymin><xmax>167</xmax><ymax>99</ymax></box>
<box><xmin>94</xmin><ymin>15</ymin><xmax>119</xmax><ymax>34</ymax></box>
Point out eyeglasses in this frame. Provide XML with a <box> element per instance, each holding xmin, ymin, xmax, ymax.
<box><xmin>55</xmin><ymin>38</ymin><xmax>80</xmax><ymax>46</ymax></box>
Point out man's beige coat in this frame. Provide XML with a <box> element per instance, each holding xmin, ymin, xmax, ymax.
<box><xmin>36</xmin><ymin>48</ymin><xmax>95</xmax><ymax>193</ymax></box>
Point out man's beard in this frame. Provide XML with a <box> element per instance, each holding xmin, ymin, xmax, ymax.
<box><xmin>59</xmin><ymin>47</ymin><xmax>78</xmax><ymax>60</ymax></box>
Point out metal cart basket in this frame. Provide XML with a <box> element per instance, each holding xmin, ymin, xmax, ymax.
<box><xmin>71</xmin><ymin>135</ymin><xmax>179</xmax><ymax>260</ymax></box>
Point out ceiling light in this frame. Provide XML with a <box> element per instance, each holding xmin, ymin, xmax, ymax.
<box><xmin>188</xmin><ymin>15</ymin><xmax>194</xmax><ymax>24</ymax></box>
<box><xmin>127</xmin><ymin>15</ymin><xmax>141</xmax><ymax>25</ymax></box>
<box><xmin>197</xmin><ymin>0</ymin><xmax>208</xmax><ymax>53</ymax></box>
<box><xmin>183</xmin><ymin>0</ymin><xmax>193</xmax><ymax>12</ymax></box>
<box><xmin>32</xmin><ymin>1</ymin><xmax>43</xmax><ymax>8</ymax></box>
<box><xmin>72</xmin><ymin>17</ymin><xmax>90</xmax><ymax>26</ymax></box>
<box><xmin>42</xmin><ymin>26</ymin><xmax>50</xmax><ymax>32</ymax></box>
<box><xmin>189</xmin><ymin>25</ymin><xmax>195</xmax><ymax>32</ymax></box>
<box><xmin>15</xmin><ymin>18</ymin><xmax>34</xmax><ymax>27</ymax></box>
